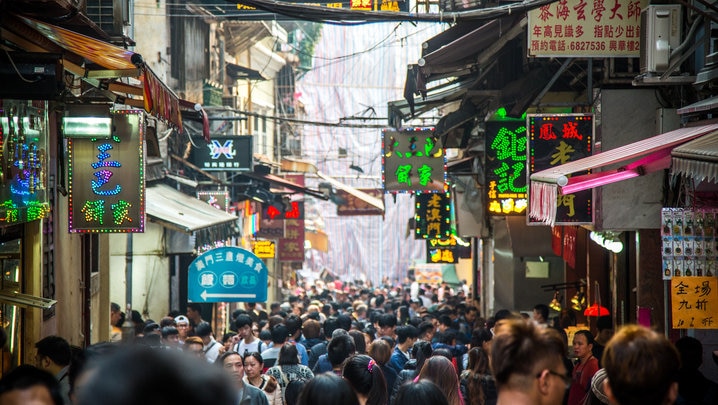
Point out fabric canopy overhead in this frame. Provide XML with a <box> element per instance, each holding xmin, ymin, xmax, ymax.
<box><xmin>672</xmin><ymin>132</ymin><xmax>718</xmax><ymax>183</ymax></box>
<box><xmin>5</xmin><ymin>14</ymin><xmax>186</xmax><ymax>131</ymax></box>
<box><xmin>145</xmin><ymin>184</ymin><xmax>238</xmax><ymax>234</ymax></box>
<box><xmin>529</xmin><ymin>124</ymin><xmax>718</xmax><ymax>225</ymax></box>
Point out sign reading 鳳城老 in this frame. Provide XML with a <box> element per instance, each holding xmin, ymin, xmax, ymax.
<box><xmin>188</xmin><ymin>247</ymin><xmax>268</xmax><ymax>302</ymax></box>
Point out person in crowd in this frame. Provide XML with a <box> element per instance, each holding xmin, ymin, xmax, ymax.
<box><xmin>285</xmin><ymin>315</ymin><xmax>309</xmax><ymax>365</ymax></box>
<box><xmin>243</xmin><ymin>352</ymin><xmax>281</xmax><ymax>405</ymax></box>
<box><xmin>265</xmin><ymin>343</ymin><xmax>314</xmax><ymax>404</ymax></box>
<box><xmin>395</xmin><ymin>379</ymin><xmax>450</xmax><ymax>405</ymax></box>
<box><xmin>195</xmin><ymin>322</ymin><xmax>222</xmax><ymax>363</ymax></box>
<box><xmin>110</xmin><ymin>303</ymin><xmax>123</xmax><ymax>342</ymax></box>
<box><xmin>34</xmin><ymin>335</ymin><xmax>71</xmax><ymax>405</ymax></box>
<box><xmin>234</xmin><ymin>314</ymin><xmax>263</xmax><ymax>355</ymax></box>
<box><xmin>601</xmin><ymin>324</ymin><xmax>680</xmax><ymax>405</ymax></box>
<box><xmin>184</xmin><ymin>336</ymin><xmax>206</xmax><ymax>359</ymax></box>
<box><xmin>416</xmin><ymin>356</ymin><xmax>463</xmax><ymax>405</ymax></box>
<box><xmin>532</xmin><ymin>304</ymin><xmax>550</xmax><ymax>328</ymax></box>
<box><xmin>590</xmin><ymin>317</ymin><xmax>613</xmax><ymax>367</ymax></box>
<box><xmin>284</xmin><ymin>380</ymin><xmax>306</xmax><ymax>405</ymax></box>
<box><xmin>259</xmin><ymin>330</ymin><xmax>273</xmax><ymax>350</ymax></box>
<box><xmin>75</xmin><ymin>347</ymin><xmax>236</xmax><ymax>405</ymax></box>
<box><xmin>390</xmin><ymin>340</ymin><xmax>434</xmax><ymax>404</ymax></box>
<box><xmin>308</xmin><ymin>316</ymin><xmax>339</xmax><ymax>369</ymax></box>
<box><xmin>223</xmin><ymin>331</ymin><xmax>239</xmax><ymax>353</ymax></box>
<box><xmin>462</xmin><ymin>327</ymin><xmax>492</xmax><ymax>370</ymax></box>
<box><xmin>417</xmin><ymin>320</ymin><xmax>436</xmax><ymax>343</ymax></box>
<box><xmin>674</xmin><ymin>336</ymin><xmax>718</xmax><ymax>405</ymax></box>
<box><xmin>349</xmin><ymin>330</ymin><xmax>369</xmax><ymax>355</ymax></box>
<box><xmin>368</xmin><ymin>339</ymin><xmax>397</xmax><ymax>399</ymax></box>
<box><xmin>583</xmin><ymin>368</ymin><xmax>610</xmax><ymax>405</ymax></box>
<box><xmin>262</xmin><ymin>324</ymin><xmax>289</xmax><ymax>369</ymax></box>
<box><xmin>375</xmin><ymin>313</ymin><xmax>398</xmax><ymax>340</ymax></box>
<box><xmin>568</xmin><ymin>330</ymin><xmax>599</xmax><ymax>405</ymax></box>
<box><xmin>460</xmin><ymin>347</ymin><xmax>497</xmax><ymax>405</ymax></box>
<box><xmin>160</xmin><ymin>326</ymin><xmax>181</xmax><ymax>349</ymax></box>
<box><xmin>174</xmin><ymin>315</ymin><xmax>191</xmax><ymax>344</ymax></box>
<box><xmin>302</xmin><ymin>319</ymin><xmax>324</xmax><ymax>352</ymax></box>
<box><xmin>390</xmin><ymin>325</ymin><xmax>419</xmax><ymax>373</ymax></box>
<box><xmin>0</xmin><ymin>365</ymin><xmax>64</xmax><ymax>405</ymax></box>
<box><xmin>216</xmin><ymin>351</ymin><xmax>269</xmax><ymax>405</ymax></box>
<box><xmin>296</xmin><ymin>373</ymin><xmax>359</xmax><ymax>405</ymax></box>
<box><xmin>314</xmin><ymin>332</ymin><xmax>354</xmax><ymax>375</ymax></box>
<box><xmin>186</xmin><ymin>303</ymin><xmax>207</xmax><ymax>336</ymax></box>
<box><xmin>491</xmin><ymin>319</ymin><xmax>569</xmax><ymax>405</ymax></box>
<box><xmin>343</xmin><ymin>354</ymin><xmax>388</xmax><ymax>405</ymax></box>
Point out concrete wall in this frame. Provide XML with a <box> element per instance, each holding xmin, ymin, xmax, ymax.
<box><xmin>109</xmin><ymin>223</ymin><xmax>170</xmax><ymax>323</ymax></box>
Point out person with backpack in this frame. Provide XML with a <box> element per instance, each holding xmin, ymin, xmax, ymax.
<box><xmin>265</xmin><ymin>343</ymin><xmax>314</xmax><ymax>405</ymax></box>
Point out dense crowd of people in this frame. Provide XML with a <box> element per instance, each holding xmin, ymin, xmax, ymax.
<box><xmin>1</xmin><ymin>279</ymin><xmax>717</xmax><ymax>405</ymax></box>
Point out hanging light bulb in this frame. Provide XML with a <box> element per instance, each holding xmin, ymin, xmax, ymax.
<box><xmin>549</xmin><ymin>290</ymin><xmax>562</xmax><ymax>312</ymax></box>
<box><xmin>571</xmin><ymin>284</ymin><xmax>586</xmax><ymax>311</ymax></box>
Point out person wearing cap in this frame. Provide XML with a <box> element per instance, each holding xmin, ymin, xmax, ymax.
<box><xmin>174</xmin><ymin>315</ymin><xmax>190</xmax><ymax>344</ymax></box>
<box><xmin>195</xmin><ymin>322</ymin><xmax>222</xmax><ymax>364</ymax></box>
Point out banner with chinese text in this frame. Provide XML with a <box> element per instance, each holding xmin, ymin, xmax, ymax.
<box><xmin>671</xmin><ymin>277</ymin><xmax>718</xmax><ymax>329</ymax></box>
<box><xmin>415</xmin><ymin>192</ymin><xmax>452</xmax><ymax>239</ymax></box>
<box><xmin>68</xmin><ymin>110</ymin><xmax>144</xmax><ymax>233</ymax></box>
<box><xmin>528</xmin><ymin>0</ymin><xmax>649</xmax><ymax>57</ymax></box>
<box><xmin>486</xmin><ymin>120</ymin><xmax>528</xmax><ymax>216</ymax></box>
<box><xmin>528</xmin><ymin>114</ymin><xmax>593</xmax><ymax>225</ymax></box>
<box><xmin>426</xmin><ymin>236</ymin><xmax>471</xmax><ymax>264</ymax></box>
<box><xmin>383</xmin><ymin>128</ymin><xmax>446</xmax><ymax>193</ymax></box>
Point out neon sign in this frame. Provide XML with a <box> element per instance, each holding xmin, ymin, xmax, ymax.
<box><xmin>528</xmin><ymin>113</ymin><xmax>593</xmax><ymax>225</ymax></box>
<box><xmin>383</xmin><ymin>128</ymin><xmax>446</xmax><ymax>193</ymax></box>
<box><xmin>415</xmin><ymin>192</ymin><xmax>452</xmax><ymax>239</ymax></box>
<box><xmin>68</xmin><ymin>110</ymin><xmax>145</xmax><ymax>233</ymax></box>
<box><xmin>485</xmin><ymin>120</ymin><xmax>528</xmax><ymax>215</ymax></box>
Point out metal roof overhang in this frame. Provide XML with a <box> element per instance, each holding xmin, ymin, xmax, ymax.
<box><xmin>529</xmin><ymin>124</ymin><xmax>718</xmax><ymax>225</ymax></box>
<box><xmin>672</xmin><ymin>131</ymin><xmax>718</xmax><ymax>183</ymax></box>
<box><xmin>145</xmin><ymin>184</ymin><xmax>238</xmax><ymax>234</ymax></box>
<box><xmin>2</xmin><ymin>14</ymin><xmax>196</xmax><ymax>132</ymax></box>
<box><xmin>227</xmin><ymin>62</ymin><xmax>266</xmax><ymax>81</ymax></box>
<box><xmin>390</xmin><ymin>77</ymin><xmax>475</xmax><ymax>122</ymax></box>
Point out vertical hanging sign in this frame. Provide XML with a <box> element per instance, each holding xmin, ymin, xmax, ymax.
<box><xmin>383</xmin><ymin>128</ymin><xmax>446</xmax><ymax>193</ymax></box>
<box><xmin>68</xmin><ymin>110</ymin><xmax>145</xmax><ymax>233</ymax></box>
<box><xmin>415</xmin><ymin>192</ymin><xmax>451</xmax><ymax>239</ymax></box>
<box><xmin>528</xmin><ymin>113</ymin><xmax>593</xmax><ymax>225</ymax></box>
<box><xmin>485</xmin><ymin>120</ymin><xmax>528</xmax><ymax>215</ymax></box>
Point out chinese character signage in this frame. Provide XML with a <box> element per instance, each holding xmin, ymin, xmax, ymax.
<box><xmin>415</xmin><ymin>192</ymin><xmax>451</xmax><ymax>239</ymax></box>
<box><xmin>234</xmin><ymin>0</ymin><xmax>408</xmax><ymax>15</ymax></box>
<box><xmin>188</xmin><ymin>246</ymin><xmax>268</xmax><ymax>303</ymax></box>
<box><xmin>263</xmin><ymin>201</ymin><xmax>304</xmax><ymax>221</ymax></box>
<box><xmin>197</xmin><ymin>190</ymin><xmax>230</xmax><ymax>212</ymax></box>
<box><xmin>671</xmin><ymin>277</ymin><xmax>718</xmax><ymax>329</ymax></box>
<box><xmin>68</xmin><ymin>110</ymin><xmax>144</xmax><ymax>233</ymax></box>
<box><xmin>486</xmin><ymin>120</ymin><xmax>528</xmax><ymax>216</ymax></box>
<box><xmin>528</xmin><ymin>114</ymin><xmax>593</xmax><ymax>225</ymax></box>
<box><xmin>426</xmin><ymin>236</ymin><xmax>471</xmax><ymax>264</ymax></box>
<box><xmin>189</xmin><ymin>135</ymin><xmax>253</xmax><ymax>171</ymax></box>
<box><xmin>661</xmin><ymin>208</ymin><xmax>718</xmax><ymax>280</ymax></box>
<box><xmin>279</xmin><ymin>219</ymin><xmax>305</xmax><ymax>261</ymax></box>
<box><xmin>383</xmin><ymin>128</ymin><xmax>446</xmax><ymax>193</ymax></box>
<box><xmin>528</xmin><ymin>0</ymin><xmax>649</xmax><ymax>57</ymax></box>
<box><xmin>336</xmin><ymin>188</ymin><xmax>384</xmax><ymax>216</ymax></box>
<box><xmin>253</xmin><ymin>240</ymin><xmax>276</xmax><ymax>259</ymax></box>
<box><xmin>0</xmin><ymin>100</ymin><xmax>50</xmax><ymax>224</ymax></box>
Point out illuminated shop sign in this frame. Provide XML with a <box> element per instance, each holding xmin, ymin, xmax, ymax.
<box><xmin>0</xmin><ymin>100</ymin><xmax>51</xmax><ymax>224</ymax></box>
<box><xmin>189</xmin><ymin>135</ymin><xmax>253</xmax><ymax>171</ymax></box>
<box><xmin>426</xmin><ymin>236</ymin><xmax>471</xmax><ymax>264</ymax></box>
<box><xmin>197</xmin><ymin>190</ymin><xmax>230</xmax><ymax>212</ymax></box>
<box><xmin>415</xmin><ymin>192</ymin><xmax>451</xmax><ymax>239</ymax></box>
<box><xmin>486</xmin><ymin>120</ymin><xmax>528</xmax><ymax>216</ymax></box>
<box><xmin>68</xmin><ymin>110</ymin><xmax>144</xmax><ymax>233</ymax></box>
<box><xmin>383</xmin><ymin>128</ymin><xmax>446</xmax><ymax>193</ymax></box>
<box><xmin>528</xmin><ymin>114</ymin><xmax>593</xmax><ymax>225</ymax></box>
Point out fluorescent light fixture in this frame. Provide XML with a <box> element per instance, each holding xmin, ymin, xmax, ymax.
<box><xmin>559</xmin><ymin>168</ymin><xmax>641</xmax><ymax>195</ymax></box>
<box><xmin>62</xmin><ymin>117</ymin><xmax>112</xmax><ymax>138</ymax></box>
<box><xmin>0</xmin><ymin>291</ymin><xmax>57</xmax><ymax>309</ymax></box>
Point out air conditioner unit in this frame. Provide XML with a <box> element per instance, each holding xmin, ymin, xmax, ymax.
<box><xmin>640</xmin><ymin>5</ymin><xmax>682</xmax><ymax>74</ymax></box>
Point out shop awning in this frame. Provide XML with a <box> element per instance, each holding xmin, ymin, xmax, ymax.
<box><xmin>226</xmin><ymin>62</ymin><xmax>266</xmax><ymax>81</ymax></box>
<box><xmin>529</xmin><ymin>124</ymin><xmax>718</xmax><ymax>225</ymax></box>
<box><xmin>3</xmin><ymin>14</ymin><xmax>189</xmax><ymax>132</ymax></box>
<box><xmin>317</xmin><ymin>172</ymin><xmax>385</xmax><ymax>212</ymax></box>
<box><xmin>672</xmin><ymin>132</ymin><xmax>718</xmax><ymax>183</ymax></box>
<box><xmin>0</xmin><ymin>291</ymin><xmax>56</xmax><ymax>309</ymax></box>
<box><xmin>145</xmin><ymin>184</ymin><xmax>238</xmax><ymax>234</ymax></box>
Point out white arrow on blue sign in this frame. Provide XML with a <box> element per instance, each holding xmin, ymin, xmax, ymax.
<box><xmin>188</xmin><ymin>246</ymin><xmax>268</xmax><ymax>303</ymax></box>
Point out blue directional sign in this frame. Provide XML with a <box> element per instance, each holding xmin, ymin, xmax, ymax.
<box><xmin>188</xmin><ymin>247</ymin><xmax>268</xmax><ymax>303</ymax></box>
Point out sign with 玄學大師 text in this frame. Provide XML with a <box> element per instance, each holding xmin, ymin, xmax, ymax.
<box><xmin>527</xmin><ymin>0</ymin><xmax>650</xmax><ymax>57</ymax></box>
<box><xmin>671</xmin><ymin>277</ymin><xmax>718</xmax><ymax>329</ymax></box>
